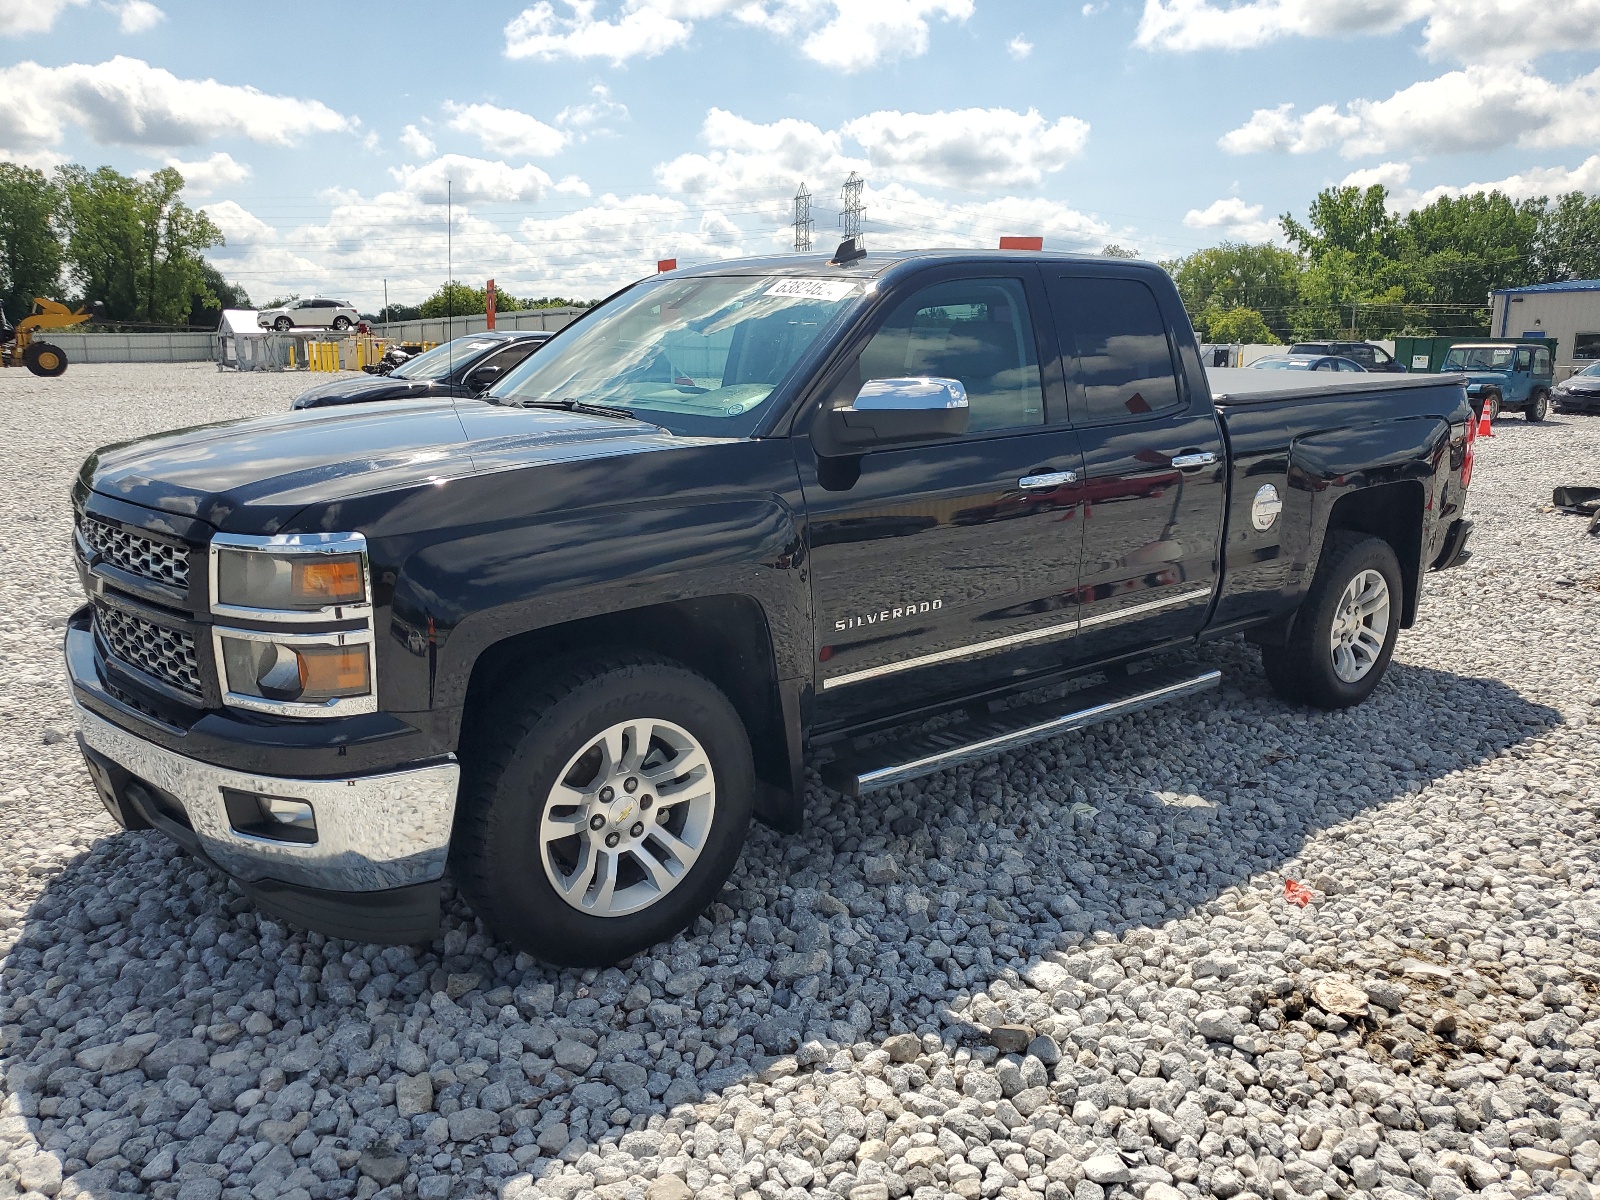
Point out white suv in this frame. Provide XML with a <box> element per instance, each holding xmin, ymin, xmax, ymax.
<box><xmin>257</xmin><ymin>298</ymin><xmax>360</xmax><ymax>331</ymax></box>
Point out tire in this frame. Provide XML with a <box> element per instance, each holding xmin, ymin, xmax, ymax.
<box><xmin>22</xmin><ymin>341</ymin><xmax>67</xmax><ymax>377</ymax></box>
<box><xmin>453</xmin><ymin>654</ymin><xmax>754</xmax><ymax>966</ymax></box>
<box><xmin>1260</xmin><ymin>531</ymin><xmax>1403</xmax><ymax>710</ymax></box>
<box><xmin>332</xmin><ymin>316</ymin><xmax>352</xmax><ymax>331</ymax></box>
<box><xmin>1526</xmin><ymin>389</ymin><xmax>1548</xmax><ymax>422</ymax></box>
<box><xmin>1485</xmin><ymin>392</ymin><xmax>1501</xmax><ymax>422</ymax></box>
<box><xmin>274</xmin><ymin>317</ymin><xmax>292</xmax><ymax>331</ymax></box>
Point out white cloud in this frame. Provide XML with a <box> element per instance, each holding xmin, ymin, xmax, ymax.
<box><xmin>391</xmin><ymin>154</ymin><xmax>555</xmax><ymax>203</ymax></box>
<box><xmin>0</xmin><ymin>56</ymin><xmax>352</xmax><ymax>150</ymax></box>
<box><xmin>1136</xmin><ymin>0</ymin><xmax>1600</xmax><ymax>64</ymax></box>
<box><xmin>1219</xmin><ymin>66</ymin><xmax>1600</xmax><ymax>158</ymax></box>
<box><xmin>658</xmin><ymin>105</ymin><xmax>1090</xmax><ymax>209</ymax></box>
<box><xmin>863</xmin><ymin>182</ymin><xmax>1112</xmax><ymax>253</ymax></box>
<box><xmin>0</xmin><ymin>0</ymin><xmax>88</xmax><ymax>36</ymax></box>
<box><xmin>1007</xmin><ymin>34</ymin><xmax>1033</xmax><ymax>58</ymax></box>
<box><xmin>1406</xmin><ymin>155</ymin><xmax>1600</xmax><ymax>206</ymax></box>
<box><xmin>556</xmin><ymin>83</ymin><xmax>629</xmax><ymax>130</ymax></box>
<box><xmin>163</xmin><ymin>151</ymin><xmax>251</xmax><ymax>196</ymax></box>
<box><xmin>445</xmin><ymin>102</ymin><xmax>568</xmax><ymax>159</ymax></box>
<box><xmin>1339</xmin><ymin>161</ymin><xmax>1412</xmax><ymax>189</ymax></box>
<box><xmin>1182</xmin><ymin>196</ymin><xmax>1279</xmax><ymax>241</ymax></box>
<box><xmin>554</xmin><ymin>175</ymin><xmax>592</xmax><ymax>195</ymax></box>
<box><xmin>200</xmin><ymin>199</ymin><xmax>273</xmax><ymax>244</ymax></box>
<box><xmin>399</xmin><ymin>124</ymin><xmax>435</xmax><ymax>158</ymax></box>
<box><xmin>843</xmin><ymin>108</ymin><xmax>1089</xmax><ymax>190</ymax></box>
<box><xmin>504</xmin><ymin>0</ymin><xmax>971</xmax><ymax>72</ymax></box>
<box><xmin>105</xmin><ymin>0</ymin><xmax>164</xmax><ymax>31</ymax></box>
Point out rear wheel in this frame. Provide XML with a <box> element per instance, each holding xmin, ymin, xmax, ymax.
<box><xmin>453</xmin><ymin>654</ymin><xmax>753</xmax><ymax>966</ymax></box>
<box><xmin>332</xmin><ymin>316</ymin><xmax>352</xmax><ymax>331</ymax></box>
<box><xmin>1526</xmin><ymin>389</ymin><xmax>1548</xmax><ymax>421</ymax></box>
<box><xmin>1261</xmin><ymin>531</ymin><xmax>1402</xmax><ymax>710</ymax></box>
<box><xmin>22</xmin><ymin>342</ymin><xmax>67</xmax><ymax>377</ymax></box>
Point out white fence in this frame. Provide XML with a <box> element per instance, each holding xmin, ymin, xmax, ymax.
<box><xmin>43</xmin><ymin>331</ymin><xmax>216</xmax><ymax>363</ymax></box>
<box><xmin>369</xmin><ymin>308</ymin><xmax>585</xmax><ymax>343</ymax></box>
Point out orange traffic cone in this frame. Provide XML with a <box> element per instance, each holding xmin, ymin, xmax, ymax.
<box><xmin>1477</xmin><ymin>395</ymin><xmax>1494</xmax><ymax>437</ymax></box>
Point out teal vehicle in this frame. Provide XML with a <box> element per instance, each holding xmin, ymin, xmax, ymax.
<box><xmin>1441</xmin><ymin>342</ymin><xmax>1554</xmax><ymax>422</ymax></box>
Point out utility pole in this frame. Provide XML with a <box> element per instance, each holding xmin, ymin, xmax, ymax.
<box><xmin>792</xmin><ymin>183</ymin><xmax>814</xmax><ymax>252</ymax></box>
<box><xmin>839</xmin><ymin>172</ymin><xmax>864</xmax><ymax>244</ymax></box>
<box><xmin>382</xmin><ymin>278</ymin><xmax>389</xmax><ymax>325</ymax></box>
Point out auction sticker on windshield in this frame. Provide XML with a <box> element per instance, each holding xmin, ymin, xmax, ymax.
<box><xmin>765</xmin><ymin>279</ymin><xmax>860</xmax><ymax>302</ymax></box>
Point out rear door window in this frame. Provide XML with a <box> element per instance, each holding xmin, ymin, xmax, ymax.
<box><xmin>1533</xmin><ymin>347</ymin><xmax>1551</xmax><ymax>374</ymax></box>
<box><xmin>1045</xmin><ymin>276</ymin><xmax>1182</xmax><ymax>423</ymax></box>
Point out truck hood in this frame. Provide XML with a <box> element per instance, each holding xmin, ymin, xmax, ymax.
<box><xmin>1448</xmin><ymin>370</ymin><xmax>1507</xmax><ymax>389</ymax></box>
<box><xmin>291</xmin><ymin>374</ymin><xmax>448</xmax><ymax>408</ymax></box>
<box><xmin>80</xmin><ymin>399</ymin><xmax>685</xmax><ymax>530</ymax></box>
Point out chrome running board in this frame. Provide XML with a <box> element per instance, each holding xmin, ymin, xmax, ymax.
<box><xmin>820</xmin><ymin>664</ymin><xmax>1221</xmax><ymax>797</ymax></box>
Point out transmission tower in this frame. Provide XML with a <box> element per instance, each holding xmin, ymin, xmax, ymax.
<box><xmin>792</xmin><ymin>183</ymin><xmax>814</xmax><ymax>252</ymax></box>
<box><xmin>839</xmin><ymin>172</ymin><xmax>865</xmax><ymax>244</ymax></box>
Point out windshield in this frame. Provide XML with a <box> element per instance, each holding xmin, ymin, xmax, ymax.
<box><xmin>489</xmin><ymin>275</ymin><xmax>861</xmax><ymax>436</ymax></box>
<box><xmin>1578</xmin><ymin>362</ymin><xmax>1600</xmax><ymax>377</ymax></box>
<box><xmin>1442</xmin><ymin>347</ymin><xmax>1513</xmax><ymax>371</ymax></box>
<box><xmin>1252</xmin><ymin>357</ymin><xmax>1313</xmax><ymax>370</ymax></box>
<box><xmin>392</xmin><ymin>337</ymin><xmax>499</xmax><ymax>381</ymax></box>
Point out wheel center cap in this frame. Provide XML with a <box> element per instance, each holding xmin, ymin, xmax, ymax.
<box><xmin>606</xmin><ymin>793</ymin><xmax>637</xmax><ymax>826</ymax></box>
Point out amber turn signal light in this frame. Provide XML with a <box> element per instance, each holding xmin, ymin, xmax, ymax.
<box><xmin>297</xmin><ymin>644</ymin><xmax>371</xmax><ymax>696</ymax></box>
<box><xmin>292</xmin><ymin>557</ymin><xmax>364</xmax><ymax>605</ymax></box>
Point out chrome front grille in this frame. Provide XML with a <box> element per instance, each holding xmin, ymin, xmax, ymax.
<box><xmin>79</xmin><ymin>515</ymin><xmax>190</xmax><ymax>588</ymax></box>
<box><xmin>96</xmin><ymin>605</ymin><xmax>202</xmax><ymax>697</ymax></box>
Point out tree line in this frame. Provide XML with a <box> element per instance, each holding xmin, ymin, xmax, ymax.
<box><xmin>1166</xmin><ymin>184</ymin><xmax>1600</xmax><ymax>344</ymax></box>
<box><xmin>0</xmin><ymin>162</ymin><xmax>246</xmax><ymax>329</ymax></box>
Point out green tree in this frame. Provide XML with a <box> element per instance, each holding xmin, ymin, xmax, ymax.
<box><xmin>1100</xmin><ymin>244</ymin><xmax>1139</xmax><ymax>259</ymax></box>
<box><xmin>420</xmin><ymin>281</ymin><xmax>487</xmax><ymax>318</ymax></box>
<box><xmin>1536</xmin><ymin>192</ymin><xmax>1600</xmax><ymax>282</ymax></box>
<box><xmin>1202</xmin><ymin>305</ymin><xmax>1278</xmax><ymax>344</ymax></box>
<box><xmin>187</xmin><ymin>260</ymin><xmax>251</xmax><ymax>327</ymax></box>
<box><xmin>1169</xmin><ymin>242</ymin><xmax>1302</xmax><ymax>341</ymax></box>
<box><xmin>58</xmin><ymin>164</ymin><xmax>224</xmax><ymax>326</ymax></box>
<box><xmin>0</xmin><ymin>163</ymin><xmax>66</xmax><ymax>321</ymax></box>
<box><xmin>1281</xmin><ymin>185</ymin><xmax>1398</xmax><ymax>261</ymax></box>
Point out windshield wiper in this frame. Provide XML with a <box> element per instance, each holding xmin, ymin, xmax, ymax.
<box><xmin>513</xmin><ymin>398</ymin><xmax>637</xmax><ymax>420</ymax></box>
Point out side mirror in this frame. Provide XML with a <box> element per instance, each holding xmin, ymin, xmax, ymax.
<box><xmin>466</xmin><ymin>364</ymin><xmax>502</xmax><ymax>391</ymax></box>
<box><xmin>829</xmin><ymin>377</ymin><xmax>969</xmax><ymax>447</ymax></box>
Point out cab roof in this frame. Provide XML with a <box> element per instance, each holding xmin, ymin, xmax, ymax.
<box><xmin>663</xmin><ymin>247</ymin><xmax>1149</xmax><ymax>281</ymax></box>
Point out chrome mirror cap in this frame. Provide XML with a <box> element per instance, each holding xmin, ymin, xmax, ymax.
<box><xmin>850</xmin><ymin>376</ymin><xmax>969</xmax><ymax>412</ymax></box>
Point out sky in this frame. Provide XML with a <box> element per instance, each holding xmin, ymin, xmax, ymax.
<box><xmin>3</xmin><ymin>0</ymin><xmax>1599</xmax><ymax>312</ymax></box>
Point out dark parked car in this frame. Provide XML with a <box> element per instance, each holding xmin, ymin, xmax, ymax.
<box><xmin>1250</xmin><ymin>353</ymin><xmax>1367</xmax><ymax>372</ymax></box>
<box><xmin>1289</xmin><ymin>341</ymin><xmax>1405</xmax><ymax>372</ymax></box>
<box><xmin>1552</xmin><ymin>361</ymin><xmax>1600</xmax><ymax>414</ymax></box>
<box><xmin>290</xmin><ymin>330</ymin><xmax>551</xmax><ymax>410</ymax></box>
<box><xmin>66</xmin><ymin>247</ymin><xmax>1475</xmax><ymax>964</ymax></box>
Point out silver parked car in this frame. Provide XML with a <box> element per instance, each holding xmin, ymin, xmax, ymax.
<box><xmin>257</xmin><ymin>298</ymin><xmax>360</xmax><ymax>332</ymax></box>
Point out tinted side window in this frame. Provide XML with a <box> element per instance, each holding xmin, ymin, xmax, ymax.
<box><xmin>854</xmin><ymin>277</ymin><xmax>1044</xmax><ymax>433</ymax></box>
<box><xmin>1344</xmin><ymin>345</ymin><xmax>1376</xmax><ymax>368</ymax></box>
<box><xmin>1047</xmin><ymin>276</ymin><xmax>1181</xmax><ymax>423</ymax></box>
<box><xmin>480</xmin><ymin>343</ymin><xmax>539</xmax><ymax>374</ymax></box>
<box><xmin>1515</xmin><ymin>348</ymin><xmax>1533</xmax><ymax>370</ymax></box>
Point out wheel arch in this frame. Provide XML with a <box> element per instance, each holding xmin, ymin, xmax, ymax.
<box><xmin>456</xmin><ymin>594</ymin><xmax>805</xmax><ymax>832</ymax></box>
<box><xmin>1326</xmin><ymin>480</ymin><xmax>1426</xmax><ymax>627</ymax></box>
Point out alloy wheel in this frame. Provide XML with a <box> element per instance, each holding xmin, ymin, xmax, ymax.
<box><xmin>1328</xmin><ymin>568</ymin><xmax>1391</xmax><ymax>683</ymax></box>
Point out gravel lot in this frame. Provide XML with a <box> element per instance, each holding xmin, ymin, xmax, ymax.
<box><xmin>2</xmin><ymin>363</ymin><xmax>1598</xmax><ymax>1200</ymax></box>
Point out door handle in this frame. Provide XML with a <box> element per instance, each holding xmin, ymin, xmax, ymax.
<box><xmin>1018</xmin><ymin>471</ymin><xmax>1077</xmax><ymax>490</ymax></box>
<box><xmin>1170</xmin><ymin>451</ymin><xmax>1218</xmax><ymax>470</ymax></box>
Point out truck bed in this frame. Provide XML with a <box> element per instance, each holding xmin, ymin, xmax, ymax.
<box><xmin>1206</xmin><ymin>367</ymin><xmax>1457</xmax><ymax>406</ymax></box>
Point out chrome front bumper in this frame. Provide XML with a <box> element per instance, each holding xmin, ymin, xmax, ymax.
<box><xmin>76</xmin><ymin>702</ymin><xmax>458</xmax><ymax>894</ymax></box>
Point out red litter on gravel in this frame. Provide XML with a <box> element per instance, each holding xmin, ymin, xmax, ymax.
<box><xmin>1284</xmin><ymin>879</ymin><xmax>1315</xmax><ymax>907</ymax></box>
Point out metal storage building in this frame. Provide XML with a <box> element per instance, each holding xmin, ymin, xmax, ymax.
<box><xmin>1489</xmin><ymin>280</ymin><xmax>1600</xmax><ymax>379</ymax></box>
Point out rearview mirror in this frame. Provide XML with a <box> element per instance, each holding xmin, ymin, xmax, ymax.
<box><xmin>829</xmin><ymin>377</ymin><xmax>969</xmax><ymax>447</ymax></box>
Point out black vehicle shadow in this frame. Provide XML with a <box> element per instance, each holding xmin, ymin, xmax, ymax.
<box><xmin>0</xmin><ymin>638</ymin><xmax>1563</xmax><ymax>1199</ymax></box>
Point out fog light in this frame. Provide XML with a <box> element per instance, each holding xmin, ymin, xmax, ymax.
<box><xmin>224</xmin><ymin>788</ymin><xmax>318</xmax><ymax>844</ymax></box>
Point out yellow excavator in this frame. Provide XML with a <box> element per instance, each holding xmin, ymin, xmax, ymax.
<box><xmin>1</xmin><ymin>298</ymin><xmax>100</xmax><ymax>377</ymax></box>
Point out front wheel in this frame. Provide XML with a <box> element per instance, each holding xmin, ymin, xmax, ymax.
<box><xmin>274</xmin><ymin>317</ymin><xmax>292</xmax><ymax>331</ymax></box>
<box><xmin>453</xmin><ymin>655</ymin><xmax>753</xmax><ymax>966</ymax></box>
<box><xmin>1261</xmin><ymin>531</ymin><xmax>1402</xmax><ymax>710</ymax></box>
<box><xmin>1526</xmin><ymin>389</ymin><xmax>1548</xmax><ymax>421</ymax></box>
<box><xmin>22</xmin><ymin>341</ymin><xmax>67</xmax><ymax>377</ymax></box>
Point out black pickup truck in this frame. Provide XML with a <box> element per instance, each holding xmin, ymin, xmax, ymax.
<box><xmin>67</xmin><ymin>246</ymin><xmax>1476</xmax><ymax>965</ymax></box>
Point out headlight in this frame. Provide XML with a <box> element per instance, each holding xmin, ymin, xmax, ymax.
<box><xmin>215</xmin><ymin>629</ymin><xmax>375</xmax><ymax>714</ymax></box>
<box><xmin>216</xmin><ymin>548</ymin><xmax>366</xmax><ymax>610</ymax></box>
<box><xmin>209</xmin><ymin>532</ymin><xmax>376</xmax><ymax>717</ymax></box>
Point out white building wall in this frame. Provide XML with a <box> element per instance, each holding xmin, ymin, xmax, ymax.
<box><xmin>1490</xmin><ymin>290</ymin><xmax>1600</xmax><ymax>377</ymax></box>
